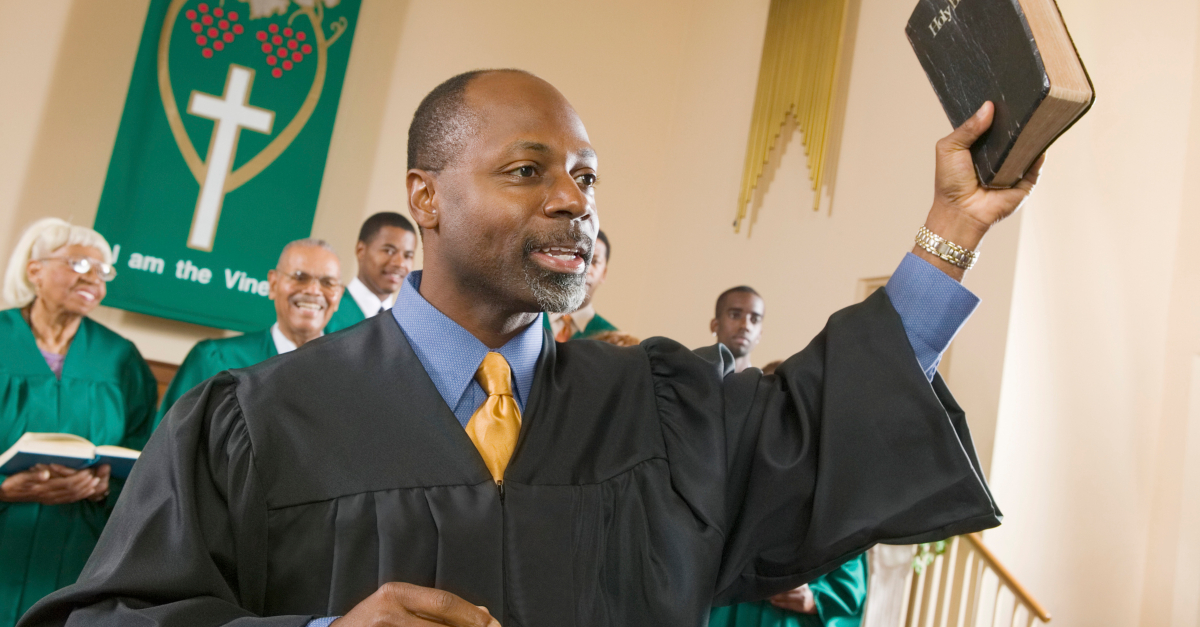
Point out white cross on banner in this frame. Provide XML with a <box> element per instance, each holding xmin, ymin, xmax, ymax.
<box><xmin>186</xmin><ymin>64</ymin><xmax>274</xmax><ymax>251</ymax></box>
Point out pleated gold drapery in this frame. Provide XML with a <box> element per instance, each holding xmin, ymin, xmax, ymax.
<box><xmin>734</xmin><ymin>0</ymin><xmax>851</xmax><ymax>233</ymax></box>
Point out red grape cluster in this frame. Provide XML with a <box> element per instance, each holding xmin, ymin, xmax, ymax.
<box><xmin>185</xmin><ymin>3</ymin><xmax>244</xmax><ymax>59</ymax></box>
<box><xmin>256</xmin><ymin>24</ymin><xmax>314</xmax><ymax>79</ymax></box>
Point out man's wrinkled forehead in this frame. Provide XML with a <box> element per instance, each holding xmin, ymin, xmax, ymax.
<box><xmin>463</xmin><ymin>73</ymin><xmax>594</xmax><ymax>161</ymax></box>
<box><xmin>280</xmin><ymin>246</ymin><xmax>339</xmax><ymax>275</ymax></box>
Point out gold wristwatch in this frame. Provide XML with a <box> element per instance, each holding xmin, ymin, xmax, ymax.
<box><xmin>915</xmin><ymin>226</ymin><xmax>979</xmax><ymax>270</ymax></box>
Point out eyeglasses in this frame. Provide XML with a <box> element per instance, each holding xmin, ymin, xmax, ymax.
<box><xmin>280</xmin><ymin>270</ymin><xmax>342</xmax><ymax>291</ymax></box>
<box><xmin>38</xmin><ymin>257</ymin><xmax>117</xmax><ymax>282</ymax></box>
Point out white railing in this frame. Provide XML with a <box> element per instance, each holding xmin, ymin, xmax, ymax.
<box><xmin>866</xmin><ymin>534</ymin><xmax>1051</xmax><ymax>627</ymax></box>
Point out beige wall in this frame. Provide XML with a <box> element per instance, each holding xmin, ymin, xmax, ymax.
<box><xmin>986</xmin><ymin>1</ymin><xmax>1200</xmax><ymax>626</ymax></box>
<box><xmin>3</xmin><ymin>1</ymin><xmax>1199</xmax><ymax>625</ymax></box>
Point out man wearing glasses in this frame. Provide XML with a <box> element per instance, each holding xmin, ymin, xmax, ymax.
<box><xmin>153</xmin><ymin>238</ymin><xmax>343</xmax><ymax>429</ymax></box>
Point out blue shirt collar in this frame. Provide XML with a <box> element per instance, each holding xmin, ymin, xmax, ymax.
<box><xmin>391</xmin><ymin>271</ymin><xmax>544</xmax><ymax>411</ymax></box>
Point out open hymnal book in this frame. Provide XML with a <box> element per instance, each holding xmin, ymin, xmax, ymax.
<box><xmin>907</xmin><ymin>0</ymin><xmax>1094</xmax><ymax>188</ymax></box>
<box><xmin>0</xmin><ymin>433</ymin><xmax>140</xmax><ymax>479</ymax></box>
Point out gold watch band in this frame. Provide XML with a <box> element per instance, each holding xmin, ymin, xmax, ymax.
<box><xmin>915</xmin><ymin>226</ymin><xmax>979</xmax><ymax>270</ymax></box>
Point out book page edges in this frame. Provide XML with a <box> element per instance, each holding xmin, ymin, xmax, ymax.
<box><xmin>95</xmin><ymin>445</ymin><xmax>141</xmax><ymax>459</ymax></box>
<box><xmin>990</xmin><ymin>0</ymin><xmax>1094</xmax><ymax>187</ymax></box>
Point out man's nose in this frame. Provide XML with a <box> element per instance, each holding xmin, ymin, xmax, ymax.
<box><xmin>543</xmin><ymin>172</ymin><xmax>591</xmax><ymax>221</ymax></box>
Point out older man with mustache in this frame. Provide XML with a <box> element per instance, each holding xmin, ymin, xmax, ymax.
<box><xmin>24</xmin><ymin>69</ymin><xmax>1039</xmax><ymax>627</ymax></box>
<box><xmin>153</xmin><ymin>238</ymin><xmax>343</xmax><ymax>429</ymax></box>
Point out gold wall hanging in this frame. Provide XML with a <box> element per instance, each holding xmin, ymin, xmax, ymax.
<box><xmin>735</xmin><ymin>0</ymin><xmax>852</xmax><ymax>233</ymax></box>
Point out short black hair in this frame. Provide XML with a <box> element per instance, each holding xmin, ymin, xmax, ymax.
<box><xmin>714</xmin><ymin>285</ymin><xmax>762</xmax><ymax>318</ymax></box>
<box><xmin>596</xmin><ymin>230</ymin><xmax>610</xmax><ymax>263</ymax></box>
<box><xmin>358</xmin><ymin>212</ymin><xmax>415</xmax><ymax>244</ymax></box>
<box><xmin>407</xmin><ymin>68</ymin><xmax>534</xmax><ymax>172</ymax></box>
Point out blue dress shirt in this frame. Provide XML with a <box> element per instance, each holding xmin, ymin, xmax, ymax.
<box><xmin>391</xmin><ymin>271</ymin><xmax>544</xmax><ymax>427</ymax></box>
<box><xmin>305</xmin><ymin>252</ymin><xmax>977</xmax><ymax>626</ymax></box>
<box><xmin>886</xmin><ymin>252</ymin><xmax>980</xmax><ymax>380</ymax></box>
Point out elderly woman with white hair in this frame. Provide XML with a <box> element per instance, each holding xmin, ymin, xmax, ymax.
<box><xmin>0</xmin><ymin>218</ymin><xmax>155</xmax><ymax>626</ymax></box>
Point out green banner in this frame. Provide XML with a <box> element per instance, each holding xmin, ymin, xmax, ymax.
<box><xmin>94</xmin><ymin>0</ymin><xmax>360</xmax><ymax>332</ymax></box>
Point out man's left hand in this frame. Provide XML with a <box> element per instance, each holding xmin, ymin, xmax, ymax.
<box><xmin>768</xmin><ymin>584</ymin><xmax>817</xmax><ymax>615</ymax></box>
<box><xmin>918</xmin><ymin>101</ymin><xmax>1045</xmax><ymax>280</ymax></box>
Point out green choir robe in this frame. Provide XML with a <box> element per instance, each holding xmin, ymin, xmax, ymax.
<box><xmin>0</xmin><ymin>308</ymin><xmax>156</xmax><ymax>627</ymax></box>
<box><xmin>542</xmin><ymin>311</ymin><xmax>618</xmax><ymax>339</ymax></box>
<box><xmin>153</xmin><ymin>329</ymin><xmax>277</xmax><ymax>430</ymax></box>
<box><xmin>323</xmin><ymin>300</ymin><xmax>366</xmax><ymax>334</ymax></box>
<box><xmin>709</xmin><ymin>554</ymin><xmax>868</xmax><ymax>627</ymax></box>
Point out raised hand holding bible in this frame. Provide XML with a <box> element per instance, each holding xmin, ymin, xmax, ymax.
<box><xmin>917</xmin><ymin>101</ymin><xmax>1045</xmax><ymax>281</ymax></box>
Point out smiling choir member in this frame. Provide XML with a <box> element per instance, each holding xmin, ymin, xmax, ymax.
<box><xmin>153</xmin><ymin>239</ymin><xmax>343</xmax><ymax>428</ymax></box>
<box><xmin>546</xmin><ymin>228</ymin><xmax>616</xmax><ymax>341</ymax></box>
<box><xmin>325</xmin><ymin>213</ymin><xmax>417</xmax><ymax>333</ymax></box>
<box><xmin>0</xmin><ymin>218</ymin><xmax>156</xmax><ymax>627</ymax></box>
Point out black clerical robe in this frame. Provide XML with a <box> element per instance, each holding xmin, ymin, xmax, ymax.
<box><xmin>18</xmin><ymin>290</ymin><xmax>999</xmax><ymax>627</ymax></box>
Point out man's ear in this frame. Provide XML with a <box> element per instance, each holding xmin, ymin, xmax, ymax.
<box><xmin>709</xmin><ymin>318</ymin><xmax>718</xmax><ymax>334</ymax></box>
<box><xmin>267</xmin><ymin>269</ymin><xmax>280</xmax><ymax>302</ymax></box>
<box><xmin>408</xmin><ymin>169</ymin><xmax>440</xmax><ymax>231</ymax></box>
<box><xmin>354</xmin><ymin>239</ymin><xmax>367</xmax><ymax>260</ymax></box>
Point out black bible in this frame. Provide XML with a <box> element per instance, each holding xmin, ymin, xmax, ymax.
<box><xmin>906</xmin><ymin>0</ymin><xmax>1094</xmax><ymax>188</ymax></box>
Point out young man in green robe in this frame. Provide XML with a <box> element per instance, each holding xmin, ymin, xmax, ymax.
<box><xmin>708</xmin><ymin>288</ymin><xmax>868</xmax><ymax>627</ymax></box>
<box><xmin>154</xmin><ymin>239</ymin><xmax>343</xmax><ymax>429</ymax></box>
<box><xmin>545</xmin><ymin>229</ymin><xmax>616</xmax><ymax>340</ymax></box>
<box><xmin>324</xmin><ymin>213</ymin><xmax>417</xmax><ymax>334</ymax></box>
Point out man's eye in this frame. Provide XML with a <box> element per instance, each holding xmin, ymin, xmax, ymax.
<box><xmin>575</xmin><ymin>173</ymin><xmax>597</xmax><ymax>188</ymax></box>
<box><xmin>515</xmin><ymin>166</ymin><xmax>536</xmax><ymax>177</ymax></box>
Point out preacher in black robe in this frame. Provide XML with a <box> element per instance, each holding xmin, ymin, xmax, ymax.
<box><xmin>19</xmin><ymin>288</ymin><xmax>997</xmax><ymax>627</ymax></box>
<box><xmin>20</xmin><ymin>69</ymin><xmax>1041</xmax><ymax>627</ymax></box>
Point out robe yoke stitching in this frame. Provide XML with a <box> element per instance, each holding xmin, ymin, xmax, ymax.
<box><xmin>261</xmin><ymin>456</ymin><xmax>675</xmax><ymax>512</ymax></box>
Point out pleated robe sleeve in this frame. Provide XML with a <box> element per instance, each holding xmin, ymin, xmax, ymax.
<box><xmin>648</xmin><ymin>288</ymin><xmax>999</xmax><ymax>606</ymax></box>
<box><xmin>18</xmin><ymin>374</ymin><xmax>312</xmax><ymax>627</ymax></box>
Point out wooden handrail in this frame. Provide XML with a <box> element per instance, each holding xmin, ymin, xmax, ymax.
<box><xmin>963</xmin><ymin>533</ymin><xmax>1052</xmax><ymax>622</ymax></box>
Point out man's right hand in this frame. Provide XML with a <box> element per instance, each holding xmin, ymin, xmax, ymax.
<box><xmin>332</xmin><ymin>582</ymin><xmax>500</xmax><ymax>627</ymax></box>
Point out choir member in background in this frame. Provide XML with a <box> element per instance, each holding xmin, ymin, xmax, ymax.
<box><xmin>547</xmin><ymin>228</ymin><xmax>616</xmax><ymax>340</ymax></box>
<box><xmin>706</xmin><ymin>289</ymin><xmax>868</xmax><ymax>627</ymax></box>
<box><xmin>23</xmin><ymin>70</ymin><xmax>1036</xmax><ymax>627</ymax></box>
<box><xmin>325</xmin><ymin>213</ymin><xmax>418</xmax><ymax>333</ymax></box>
<box><xmin>711</xmin><ymin>285</ymin><xmax>765</xmax><ymax>373</ymax></box>
<box><xmin>154</xmin><ymin>239</ymin><xmax>342</xmax><ymax>429</ymax></box>
<box><xmin>0</xmin><ymin>218</ymin><xmax>156</xmax><ymax>627</ymax></box>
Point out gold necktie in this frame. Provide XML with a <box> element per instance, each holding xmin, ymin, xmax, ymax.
<box><xmin>555</xmin><ymin>314</ymin><xmax>574</xmax><ymax>343</ymax></box>
<box><xmin>465</xmin><ymin>352</ymin><xmax>522</xmax><ymax>483</ymax></box>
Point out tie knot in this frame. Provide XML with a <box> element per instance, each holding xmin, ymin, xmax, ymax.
<box><xmin>475</xmin><ymin>352</ymin><xmax>514</xmax><ymax>397</ymax></box>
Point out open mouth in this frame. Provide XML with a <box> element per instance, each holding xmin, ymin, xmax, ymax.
<box><xmin>530</xmin><ymin>245</ymin><xmax>588</xmax><ymax>274</ymax></box>
<box><xmin>75</xmin><ymin>289</ymin><xmax>98</xmax><ymax>303</ymax></box>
